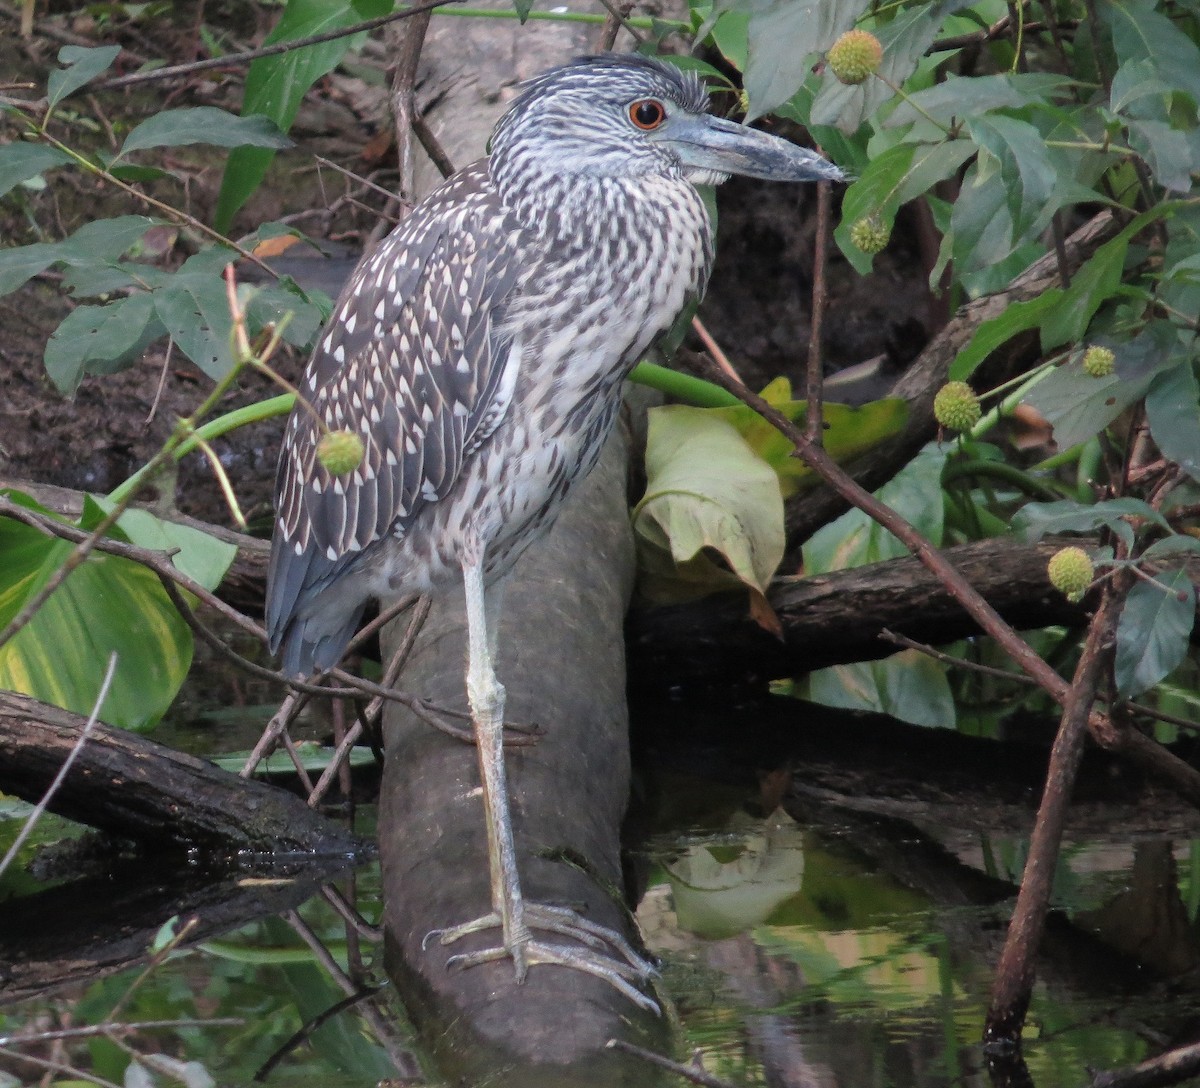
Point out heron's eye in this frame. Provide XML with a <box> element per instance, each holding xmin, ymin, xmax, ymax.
<box><xmin>629</xmin><ymin>99</ymin><xmax>667</xmax><ymax>130</ymax></box>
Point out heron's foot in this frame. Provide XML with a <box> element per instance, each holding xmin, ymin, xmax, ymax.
<box><xmin>425</xmin><ymin>903</ymin><xmax>659</xmax><ymax>1013</ymax></box>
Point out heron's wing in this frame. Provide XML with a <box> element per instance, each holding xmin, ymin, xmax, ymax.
<box><xmin>266</xmin><ymin>163</ymin><xmax>523</xmax><ymax>664</ymax></box>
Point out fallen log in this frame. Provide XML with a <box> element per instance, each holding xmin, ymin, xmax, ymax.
<box><xmin>0</xmin><ymin>690</ymin><xmax>365</xmax><ymax>857</ymax></box>
<box><xmin>628</xmin><ymin>535</ymin><xmax>1086</xmax><ymax>690</ymax></box>
<box><xmin>377</xmin><ymin>417</ymin><xmax>670</xmax><ymax>1081</ymax></box>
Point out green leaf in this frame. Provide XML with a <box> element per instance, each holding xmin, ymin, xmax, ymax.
<box><xmin>1145</xmin><ymin>359</ymin><xmax>1200</xmax><ymax>483</ymax></box>
<box><xmin>709</xmin><ymin>380</ymin><xmax>907</xmax><ymax>497</ymax></box>
<box><xmin>1038</xmin><ymin>230</ymin><xmax>1130</xmax><ymax>349</ymax></box>
<box><xmin>950</xmin><ymin>293</ymin><xmax>1062</xmax><ymax>381</ymax></box>
<box><xmin>1114</xmin><ymin>569</ymin><xmax>1195</xmax><ymax>697</ymax></box>
<box><xmin>804</xmin><ymin>444</ymin><xmax>946</xmax><ymax>572</ymax></box>
<box><xmin>810</xmin><ymin>0</ymin><xmax>964</xmax><ymax>132</ymax></box>
<box><xmin>633</xmin><ymin>407</ymin><xmax>785</xmax><ymax>605</ymax></box>
<box><xmin>1024</xmin><ymin>325</ymin><xmax>1176</xmax><ymax>450</ymax></box>
<box><xmin>209</xmin><ymin>742</ymin><xmax>376</xmax><ymax>774</ymax></box>
<box><xmin>1126</xmin><ymin>118</ymin><xmax>1195</xmax><ymax>192</ymax></box>
<box><xmin>1106</xmin><ymin>0</ymin><xmax>1200</xmax><ymax>109</ymax></box>
<box><xmin>153</xmin><ymin>267</ymin><xmax>236</xmax><ymax>379</ymax></box>
<box><xmin>737</xmin><ymin>0</ymin><xmax>856</xmax><ymax>121</ymax></box>
<box><xmin>0</xmin><ymin>144</ymin><xmax>73</xmax><ymax>199</ymax></box>
<box><xmin>0</xmin><ymin>216</ymin><xmax>156</xmax><ymax>298</ymax></box>
<box><xmin>214</xmin><ymin>0</ymin><xmax>392</xmax><ymax>232</ymax></box>
<box><xmin>806</xmin><ymin>650</ymin><xmax>956</xmax><ymax>728</ymax></box>
<box><xmin>118</xmin><ymin>108</ymin><xmax>292</xmax><ymax>159</ymax></box>
<box><xmin>0</xmin><ymin>242</ymin><xmax>59</xmax><ymax>296</ymax></box>
<box><xmin>43</xmin><ymin>294</ymin><xmax>160</xmax><ymax>393</ymax></box>
<box><xmin>968</xmin><ymin>115</ymin><xmax>1059</xmax><ymax>241</ymax></box>
<box><xmin>0</xmin><ymin>495</ymin><xmax>193</xmax><ymax>730</ymax></box>
<box><xmin>885</xmin><ymin>73</ymin><xmax>1072</xmax><ymax>129</ymax></box>
<box><xmin>1012</xmin><ymin>497</ymin><xmax>1169</xmax><ymax>549</ymax></box>
<box><xmin>86</xmin><ymin>499</ymin><xmax>237</xmax><ymax>591</ymax></box>
<box><xmin>836</xmin><ymin>140</ymin><xmax>975</xmax><ymax>273</ymax></box>
<box><xmin>46</xmin><ymin>45</ymin><xmax>121</xmax><ymax>109</ymax></box>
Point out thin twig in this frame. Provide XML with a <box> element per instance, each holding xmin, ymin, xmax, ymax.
<box><xmin>806</xmin><ymin>173</ymin><xmax>832</xmax><ymax>444</ymax></box>
<box><xmin>91</xmin><ymin>0</ymin><xmax>464</xmax><ymax>92</ymax></box>
<box><xmin>879</xmin><ymin>629</ymin><xmax>1040</xmax><ymax>685</ymax></box>
<box><xmin>596</xmin><ymin>0</ymin><xmax>644</xmax><ymax>42</ymax></box>
<box><xmin>690</xmin><ymin>317</ymin><xmax>742</xmax><ymax>382</ymax></box>
<box><xmin>0</xmin><ymin>1020</ymin><xmax>243</xmax><ymax>1046</ymax></box>
<box><xmin>387</xmin><ymin>9</ymin><xmax>432</xmax><ymax>206</ymax></box>
<box><xmin>0</xmin><ymin>1047</ymin><xmax>122</xmax><ymax>1088</ymax></box>
<box><xmin>985</xmin><ymin>572</ymin><xmax>1127</xmax><ymax>1042</ymax></box>
<box><xmin>606</xmin><ymin>1039</ymin><xmax>738</xmax><ymax>1088</ymax></box>
<box><xmin>0</xmin><ymin>652</ymin><xmax>116</xmax><ymax>879</ymax></box>
<box><xmin>413</xmin><ymin>113</ymin><xmax>456</xmax><ymax>179</ymax></box>
<box><xmin>253</xmin><ymin>983</ymin><xmax>385</xmax><ymax>1082</ymax></box>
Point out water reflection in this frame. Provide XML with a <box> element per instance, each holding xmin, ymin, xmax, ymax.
<box><xmin>3</xmin><ymin>696</ymin><xmax>1200</xmax><ymax>1086</ymax></box>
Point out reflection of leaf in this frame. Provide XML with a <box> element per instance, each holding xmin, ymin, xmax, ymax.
<box><xmin>711</xmin><ymin>381</ymin><xmax>906</xmax><ymax>497</ymax></box>
<box><xmin>0</xmin><ymin>493</ymin><xmax>194</xmax><ymax>730</ymax></box>
<box><xmin>1114</xmin><ymin>569</ymin><xmax>1195</xmax><ymax>697</ymax></box>
<box><xmin>634</xmin><ymin>407</ymin><xmax>784</xmax><ymax>605</ymax></box>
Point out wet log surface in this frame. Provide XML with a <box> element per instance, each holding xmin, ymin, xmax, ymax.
<box><xmin>377</xmin><ymin>420</ymin><xmax>670</xmax><ymax>1084</ymax></box>
<box><xmin>0</xmin><ymin>690</ymin><xmax>365</xmax><ymax>856</ymax></box>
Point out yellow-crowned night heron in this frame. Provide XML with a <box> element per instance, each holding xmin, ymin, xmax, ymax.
<box><xmin>266</xmin><ymin>53</ymin><xmax>843</xmax><ymax>1008</ymax></box>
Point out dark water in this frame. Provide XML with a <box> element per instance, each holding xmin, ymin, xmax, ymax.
<box><xmin>2</xmin><ymin>687</ymin><xmax>1199</xmax><ymax>1087</ymax></box>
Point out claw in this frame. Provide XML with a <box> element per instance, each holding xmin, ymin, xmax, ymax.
<box><xmin>430</xmin><ymin>901</ymin><xmax>659</xmax><ymax>1013</ymax></box>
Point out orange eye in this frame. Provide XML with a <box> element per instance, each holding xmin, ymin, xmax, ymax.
<box><xmin>629</xmin><ymin>99</ymin><xmax>666</xmax><ymax>130</ymax></box>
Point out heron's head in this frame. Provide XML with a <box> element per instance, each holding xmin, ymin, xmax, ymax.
<box><xmin>490</xmin><ymin>53</ymin><xmax>845</xmax><ymax>188</ymax></box>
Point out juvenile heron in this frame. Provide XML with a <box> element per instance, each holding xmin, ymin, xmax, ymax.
<box><xmin>267</xmin><ymin>53</ymin><xmax>843</xmax><ymax>1007</ymax></box>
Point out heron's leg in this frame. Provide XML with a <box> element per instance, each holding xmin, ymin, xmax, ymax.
<box><xmin>461</xmin><ymin>550</ymin><xmax>532</xmax><ymax>975</ymax></box>
<box><xmin>429</xmin><ymin>551</ymin><xmax>658</xmax><ymax>1011</ymax></box>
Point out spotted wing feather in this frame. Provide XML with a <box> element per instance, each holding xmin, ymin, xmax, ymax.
<box><xmin>266</xmin><ymin>164</ymin><xmax>523</xmax><ymax>675</ymax></box>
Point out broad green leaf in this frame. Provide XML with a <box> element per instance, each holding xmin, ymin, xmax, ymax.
<box><xmin>43</xmin><ymin>294</ymin><xmax>160</xmax><ymax>393</ymax></box>
<box><xmin>0</xmin><ymin>216</ymin><xmax>156</xmax><ymax>298</ymax></box>
<box><xmin>86</xmin><ymin>498</ymin><xmax>237</xmax><ymax>591</ymax></box>
<box><xmin>710</xmin><ymin>380</ymin><xmax>907</xmax><ymax>497</ymax></box>
<box><xmin>736</xmin><ymin>0</ymin><xmax>860</xmax><ymax>121</ymax></box>
<box><xmin>0</xmin><ymin>496</ymin><xmax>192</xmax><ymax>730</ymax></box>
<box><xmin>1143</xmin><ymin>535</ymin><xmax>1200</xmax><ymax>560</ymax></box>
<box><xmin>214</xmin><ymin>0</ymin><xmax>392</xmax><ymax>232</ymax></box>
<box><xmin>46</xmin><ymin>45</ymin><xmax>121</xmax><ymax>109</ymax></box>
<box><xmin>1126</xmin><ymin>118</ymin><xmax>1195</xmax><ymax>192</ymax></box>
<box><xmin>806</xmin><ymin>650</ymin><xmax>956</xmax><ymax>728</ymax></box>
<box><xmin>1145</xmin><ymin>359</ymin><xmax>1200</xmax><ymax>483</ymax></box>
<box><xmin>950</xmin><ymin>293</ymin><xmax>1062</xmax><ymax>381</ymax></box>
<box><xmin>154</xmin><ymin>268</ymin><xmax>236</xmax><ymax>379</ymax></box>
<box><xmin>633</xmin><ymin>407</ymin><xmax>785</xmax><ymax>604</ymax></box>
<box><xmin>951</xmin><ymin>231</ymin><xmax>1130</xmax><ymax>380</ymax></box>
<box><xmin>118</xmin><ymin>108</ymin><xmax>292</xmax><ymax>159</ymax></box>
<box><xmin>810</xmin><ymin>0</ymin><xmax>965</xmax><ymax>131</ymax></box>
<box><xmin>0</xmin><ymin>144</ymin><xmax>72</xmax><ymax>199</ymax></box>
<box><xmin>243</xmin><ymin>279</ymin><xmax>328</xmax><ymax>350</ymax></box>
<box><xmin>1038</xmin><ymin>230</ymin><xmax>1130</xmax><ymax>349</ymax></box>
<box><xmin>836</xmin><ymin>140</ymin><xmax>975</xmax><ymax>273</ymax></box>
<box><xmin>1114</xmin><ymin>569</ymin><xmax>1195</xmax><ymax>697</ymax></box>
<box><xmin>968</xmin><ymin>115</ymin><xmax>1059</xmax><ymax>241</ymax></box>
<box><xmin>0</xmin><ymin>242</ymin><xmax>59</xmax><ymax>296</ymax></box>
<box><xmin>1106</xmin><ymin>0</ymin><xmax>1200</xmax><ymax>109</ymax></box>
<box><xmin>1110</xmin><ymin>57</ymin><xmax>1174</xmax><ymax>115</ymax></box>
<box><xmin>803</xmin><ymin>444</ymin><xmax>946</xmax><ymax>572</ymax></box>
<box><xmin>1024</xmin><ymin>325</ymin><xmax>1176</xmax><ymax>451</ymax></box>
<box><xmin>885</xmin><ymin>73</ymin><xmax>1072</xmax><ymax>129</ymax></box>
<box><xmin>1012</xmin><ymin>497</ymin><xmax>1169</xmax><ymax>549</ymax></box>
